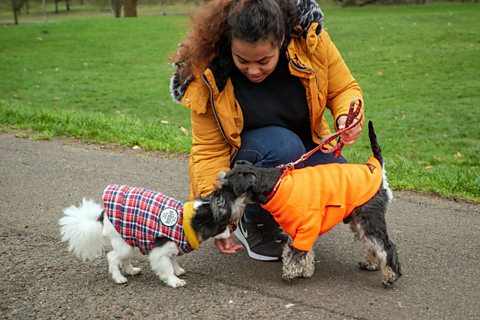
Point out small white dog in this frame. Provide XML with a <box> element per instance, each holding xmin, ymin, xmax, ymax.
<box><xmin>59</xmin><ymin>184</ymin><xmax>244</xmax><ymax>288</ymax></box>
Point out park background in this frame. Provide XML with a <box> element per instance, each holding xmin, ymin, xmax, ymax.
<box><xmin>0</xmin><ymin>0</ymin><xmax>479</xmax><ymax>202</ymax></box>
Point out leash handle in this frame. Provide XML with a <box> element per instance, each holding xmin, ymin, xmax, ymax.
<box><xmin>333</xmin><ymin>98</ymin><xmax>363</xmax><ymax>158</ymax></box>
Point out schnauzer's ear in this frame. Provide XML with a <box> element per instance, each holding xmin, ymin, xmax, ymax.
<box><xmin>232</xmin><ymin>172</ymin><xmax>256</xmax><ymax>196</ymax></box>
<box><xmin>234</xmin><ymin>160</ymin><xmax>253</xmax><ymax>167</ymax></box>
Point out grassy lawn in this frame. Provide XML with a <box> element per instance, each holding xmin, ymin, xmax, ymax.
<box><xmin>0</xmin><ymin>3</ymin><xmax>478</xmax><ymax>202</ymax></box>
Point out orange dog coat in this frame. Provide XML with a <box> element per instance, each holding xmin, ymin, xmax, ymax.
<box><xmin>261</xmin><ymin>157</ymin><xmax>383</xmax><ymax>252</ymax></box>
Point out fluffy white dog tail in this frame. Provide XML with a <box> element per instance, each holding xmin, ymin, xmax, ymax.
<box><xmin>59</xmin><ymin>199</ymin><xmax>106</xmax><ymax>261</ymax></box>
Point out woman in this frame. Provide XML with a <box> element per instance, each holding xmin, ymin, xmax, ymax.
<box><xmin>170</xmin><ymin>0</ymin><xmax>364</xmax><ymax>261</ymax></box>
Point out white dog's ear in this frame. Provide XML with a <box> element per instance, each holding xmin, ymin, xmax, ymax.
<box><xmin>212</xmin><ymin>195</ymin><xmax>229</xmax><ymax>223</ymax></box>
<box><xmin>217</xmin><ymin>171</ymin><xmax>227</xmax><ymax>186</ymax></box>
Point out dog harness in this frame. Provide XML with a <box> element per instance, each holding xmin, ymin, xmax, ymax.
<box><xmin>103</xmin><ymin>184</ymin><xmax>200</xmax><ymax>255</ymax></box>
<box><xmin>261</xmin><ymin>156</ymin><xmax>383</xmax><ymax>252</ymax></box>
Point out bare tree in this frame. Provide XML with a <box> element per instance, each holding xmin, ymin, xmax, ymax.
<box><xmin>111</xmin><ymin>0</ymin><xmax>123</xmax><ymax>17</ymax></box>
<box><xmin>11</xmin><ymin>0</ymin><xmax>25</xmax><ymax>25</ymax></box>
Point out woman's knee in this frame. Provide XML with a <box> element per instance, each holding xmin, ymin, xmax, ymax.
<box><xmin>234</xmin><ymin>126</ymin><xmax>306</xmax><ymax>167</ymax></box>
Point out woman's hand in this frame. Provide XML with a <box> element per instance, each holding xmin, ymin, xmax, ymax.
<box><xmin>214</xmin><ymin>236</ymin><xmax>243</xmax><ymax>254</ymax></box>
<box><xmin>336</xmin><ymin>115</ymin><xmax>362</xmax><ymax>145</ymax></box>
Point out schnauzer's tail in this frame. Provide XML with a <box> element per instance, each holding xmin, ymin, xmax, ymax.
<box><xmin>368</xmin><ymin>121</ymin><xmax>383</xmax><ymax>167</ymax></box>
<box><xmin>59</xmin><ymin>199</ymin><xmax>107</xmax><ymax>261</ymax></box>
<box><xmin>368</xmin><ymin>121</ymin><xmax>393</xmax><ymax>202</ymax></box>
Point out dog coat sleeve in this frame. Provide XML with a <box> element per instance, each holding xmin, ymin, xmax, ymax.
<box><xmin>291</xmin><ymin>212</ymin><xmax>322</xmax><ymax>252</ymax></box>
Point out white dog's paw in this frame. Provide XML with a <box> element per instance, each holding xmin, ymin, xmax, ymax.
<box><xmin>125</xmin><ymin>267</ymin><xmax>142</xmax><ymax>276</ymax></box>
<box><xmin>113</xmin><ymin>275</ymin><xmax>128</xmax><ymax>284</ymax></box>
<box><xmin>174</xmin><ymin>267</ymin><xmax>186</xmax><ymax>276</ymax></box>
<box><xmin>166</xmin><ymin>276</ymin><xmax>187</xmax><ymax>288</ymax></box>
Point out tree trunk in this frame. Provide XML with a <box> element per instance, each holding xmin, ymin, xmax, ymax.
<box><xmin>111</xmin><ymin>0</ymin><xmax>123</xmax><ymax>18</ymax></box>
<box><xmin>13</xmin><ymin>7</ymin><xmax>19</xmax><ymax>25</ymax></box>
<box><xmin>124</xmin><ymin>0</ymin><xmax>137</xmax><ymax>17</ymax></box>
<box><xmin>12</xmin><ymin>0</ymin><xmax>22</xmax><ymax>25</ymax></box>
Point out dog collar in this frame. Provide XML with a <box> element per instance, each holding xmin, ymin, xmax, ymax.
<box><xmin>182</xmin><ymin>201</ymin><xmax>200</xmax><ymax>250</ymax></box>
<box><xmin>265</xmin><ymin>166</ymin><xmax>292</xmax><ymax>201</ymax></box>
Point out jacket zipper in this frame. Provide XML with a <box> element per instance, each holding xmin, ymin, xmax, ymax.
<box><xmin>289</xmin><ymin>60</ymin><xmax>319</xmax><ymax>90</ymax></box>
<box><xmin>201</xmin><ymin>74</ymin><xmax>239</xmax><ymax>158</ymax></box>
<box><xmin>288</xmin><ymin>56</ymin><xmax>324</xmax><ymax>142</ymax></box>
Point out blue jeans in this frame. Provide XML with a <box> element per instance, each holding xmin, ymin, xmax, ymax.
<box><xmin>232</xmin><ymin>126</ymin><xmax>347</xmax><ymax>224</ymax></box>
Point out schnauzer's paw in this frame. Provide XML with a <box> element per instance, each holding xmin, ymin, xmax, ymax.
<box><xmin>281</xmin><ymin>244</ymin><xmax>315</xmax><ymax>281</ymax></box>
<box><xmin>381</xmin><ymin>270</ymin><xmax>400</xmax><ymax>287</ymax></box>
<box><xmin>125</xmin><ymin>267</ymin><xmax>142</xmax><ymax>276</ymax></box>
<box><xmin>359</xmin><ymin>261</ymin><xmax>379</xmax><ymax>271</ymax></box>
<box><xmin>302</xmin><ymin>266</ymin><xmax>315</xmax><ymax>278</ymax></box>
<box><xmin>113</xmin><ymin>275</ymin><xmax>128</xmax><ymax>284</ymax></box>
<box><xmin>381</xmin><ymin>276</ymin><xmax>398</xmax><ymax>288</ymax></box>
<box><xmin>166</xmin><ymin>276</ymin><xmax>187</xmax><ymax>288</ymax></box>
<box><xmin>282</xmin><ymin>273</ymin><xmax>296</xmax><ymax>281</ymax></box>
<box><xmin>282</xmin><ymin>261</ymin><xmax>311</xmax><ymax>281</ymax></box>
<box><xmin>174</xmin><ymin>267</ymin><xmax>186</xmax><ymax>276</ymax></box>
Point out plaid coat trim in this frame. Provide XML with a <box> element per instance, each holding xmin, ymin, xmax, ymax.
<box><xmin>103</xmin><ymin>184</ymin><xmax>193</xmax><ymax>255</ymax></box>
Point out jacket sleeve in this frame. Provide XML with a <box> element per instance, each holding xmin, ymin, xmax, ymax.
<box><xmin>190</xmin><ymin>107</ymin><xmax>231</xmax><ymax>197</ymax></box>
<box><xmin>322</xmin><ymin>31</ymin><xmax>364</xmax><ymax>131</ymax></box>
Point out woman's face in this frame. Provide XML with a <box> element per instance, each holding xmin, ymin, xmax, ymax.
<box><xmin>231</xmin><ymin>38</ymin><xmax>280</xmax><ymax>83</ymax></box>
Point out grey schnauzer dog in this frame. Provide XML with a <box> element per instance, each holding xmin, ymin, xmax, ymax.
<box><xmin>217</xmin><ymin>121</ymin><xmax>401</xmax><ymax>287</ymax></box>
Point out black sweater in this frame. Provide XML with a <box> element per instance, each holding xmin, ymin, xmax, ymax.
<box><xmin>230</xmin><ymin>54</ymin><xmax>312</xmax><ymax>143</ymax></box>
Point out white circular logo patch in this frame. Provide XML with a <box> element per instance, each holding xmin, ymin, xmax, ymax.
<box><xmin>160</xmin><ymin>208</ymin><xmax>178</xmax><ymax>227</ymax></box>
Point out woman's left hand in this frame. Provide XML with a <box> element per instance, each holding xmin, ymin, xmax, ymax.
<box><xmin>336</xmin><ymin>115</ymin><xmax>362</xmax><ymax>145</ymax></box>
<box><xmin>214</xmin><ymin>236</ymin><xmax>243</xmax><ymax>254</ymax></box>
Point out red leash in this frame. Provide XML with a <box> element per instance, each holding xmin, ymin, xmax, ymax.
<box><xmin>264</xmin><ymin>99</ymin><xmax>363</xmax><ymax>200</ymax></box>
<box><xmin>277</xmin><ymin>98</ymin><xmax>363</xmax><ymax>171</ymax></box>
<box><xmin>266</xmin><ymin>99</ymin><xmax>363</xmax><ymax>201</ymax></box>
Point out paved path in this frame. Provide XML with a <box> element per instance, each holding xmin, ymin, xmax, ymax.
<box><xmin>1</xmin><ymin>134</ymin><xmax>479</xmax><ymax>320</ymax></box>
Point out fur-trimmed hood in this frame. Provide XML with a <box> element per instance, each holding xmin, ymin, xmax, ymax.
<box><xmin>169</xmin><ymin>0</ymin><xmax>324</xmax><ymax>103</ymax></box>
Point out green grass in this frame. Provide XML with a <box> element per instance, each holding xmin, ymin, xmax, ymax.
<box><xmin>0</xmin><ymin>3</ymin><xmax>479</xmax><ymax>202</ymax></box>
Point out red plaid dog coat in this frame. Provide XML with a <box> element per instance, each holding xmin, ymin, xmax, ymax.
<box><xmin>103</xmin><ymin>184</ymin><xmax>195</xmax><ymax>255</ymax></box>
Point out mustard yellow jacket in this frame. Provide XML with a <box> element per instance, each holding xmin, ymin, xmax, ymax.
<box><xmin>171</xmin><ymin>5</ymin><xmax>363</xmax><ymax>198</ymax></box>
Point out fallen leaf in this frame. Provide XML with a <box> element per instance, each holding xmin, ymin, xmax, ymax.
<box><xmin>179</xmin><ymin>126</ymin><xmax>189</xmax><ymax>136</ymax></box>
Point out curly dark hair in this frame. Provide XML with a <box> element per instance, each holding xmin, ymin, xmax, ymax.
<box><xmin>172</xmin><ymin>0</ymin><xmax>301</xmax><ymax>85</ymax></box>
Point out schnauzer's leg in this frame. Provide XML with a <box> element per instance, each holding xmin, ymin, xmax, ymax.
<box><xmin>282</xmin><ymin>242</ymin><xmax>315</xmax><ymax>281</ymax></box>
<box><xmin>369</xmin><ymin>237</ymin><xmax>399</xmax><ymax>287</ymax></box>
<box><xmin>381</xmin><ymin>239</ymin><xmax>401</xmax><ymax>287</ymax></box>
<box><xmin>171</xmin><ymin>257</ymin><xmax>186</xmax><ymax>276</ymax></box>
<box><xmin>107</xmin><ymin>233</ymin><xmax>133</xmax><ymax>284</ymax></box>
<box><xmin>353</xmin><ymin>220</ymin><xmax>401</xmax><ymax>286</ymax></box>
<box><xmin>149</xmin><ymin>242</ymin><xmax>186</xmax><ymax>288</ymax></box>
<box><xmin>350</xmin><ymin>216</ymin><xmax>379</xmax><ymax>271</ymax></box>
<box><xmin>350</xmin><ymin>193</ymin><xmax>401</xmax><ymax>286</ymax></box>
<box><xmin>359</xmin><ymin>242</ymin><xmax>380</xmax><ymax>271</ymax></box>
